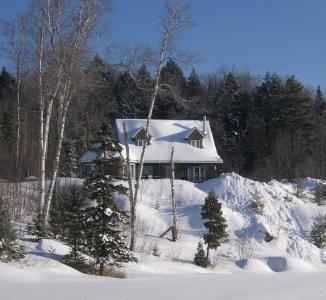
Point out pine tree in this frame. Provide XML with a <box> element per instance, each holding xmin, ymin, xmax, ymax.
<box><xmin>62</xmin><ymin>187</ymin><xmax>86</xmax><ymax>264</ymax></box>
<box><xmin>0</xmin><ymin>196</ymin><xmax>25</xmax><ymax>262</ymax></box>
<box><xmin>314</xmin><ymin>183</ymin><xmax>326</xmax><ymax>206</ymax></box>
<box><xmin>194</xmin><ymin>240</ymin><xmax>209</xmax><ymax>268</ymax></box>
<box><xmin>1</xmin><ymin>112</ymin><xmax>14</xmax><ymax>141</ymax></box>
<box><xmin>187</xmin><ymin>68</ymin><xmax>203</xmax><ymax>97</ymax></box>
<box><xmin>310</xmin><ymin>216</ymin><xmax>326</xmax><ymax>248</ymax></box>
<box><xmin>27</xmin><ymin>209</ymin><xmax>50</xmax><ymax>240</ymax></box>
<box><xmin>60</xmin><ymin>141</ymin><xmax>79</xmax><ymax>177</ymax></box>
<box><xmin>84</xmin><ymin>122</ymin><xmax>135</xmax><ymax>274</ymax></box>
<box><xmin>201</xmin><ymin>191</ymin><xmax>228</xmax><ymax>265</ymax></box>
<box><xmin>49</xmin><ymin>191</ymin><xmax>66</xmax><ymax>238</ymax></box>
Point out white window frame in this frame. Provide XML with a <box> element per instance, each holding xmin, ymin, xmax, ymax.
<box><xmin>137</xmin><ymin>139</ymin><xmax>145</xmax><ymax>147</ymax></box>
<box><xmin>191</xmin><ymin>140</ymin><xmax>201</xmax><ymax>148</ymax></box>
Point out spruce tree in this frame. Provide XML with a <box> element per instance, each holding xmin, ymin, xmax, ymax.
<box><xmin>310</xmin><ymin>216</ymin><xmax>326</xmax><ymax>248</ymax></box>
<box><xmin>187</xmin><ymin>68</ymin><xmax>203</xmax><ymax>97</ymax></box>
<box><xmin>27</xmin><ymin>209</ymin><xmax>50</xmax><ymax>240</ymax></box>
<box><xmin>194</xmin><ymin>240</ymin><xmax>209</xmax><ymax>268</ymax></box>
<box><xmin>314</xmin><ymin>183</ymin><xmax>326</xmax><ymax>206</ymax></box>
<box><xmin>49</xmin><ymin>191</ymin><xmax>66</xmax><ymax>238</ymax></box>
<box><xmin>0</xmin><ymin>197</ymin><xmax>25</xmax><ymax>262</ymax></box>
<box><xmin>84</xmin><ymin>122</ymin><xmax>135</xmax><ymax>274</ymax></box>
<box><xmin>60</xmin><ymin>141</ymin><xmax>79</xmax><ymax>178</ymax></box>
<box><xmin>62</xmin><ymin>187</ymin><xmax>86</xmax><ymax>264</ymax></box>
<box><xmin>201</xmin><ymin>191</ymin><xmax>228</xmax><ymax>265</ymax></box>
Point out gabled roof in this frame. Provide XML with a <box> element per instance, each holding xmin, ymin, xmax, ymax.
<box><xmin>132</xmin><ymin>126</ymin><xmax>152</xmax><ymax>140</ymax></box>
<box><xmin>114</xmin><ymin>119</ymin><xmax>223</xmax><ymax>164</ymax></box>
<box><xmin>184</xmin><ymin>127</ymin><xmax>206</xmax><ymax>139</ymax></box>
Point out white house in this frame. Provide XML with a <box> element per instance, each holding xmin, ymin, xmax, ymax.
<box><xmin>80</xmin><ymin>117</ymin><xmax>223</xmax><ymax>182</ymax></box>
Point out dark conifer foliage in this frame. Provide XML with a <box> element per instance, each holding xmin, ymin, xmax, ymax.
<box><xmin>1</xmin><ymin>53</ymin><xmax>326</xmax><ymax>181</ymax></box>
<box><xmin>27</xmin><ymin>209</ymin><xmax>50</xmax><ymax>240</ymax></box>
<box><xmin>201</xmin><ymin>191</ymin><xmax>228</xmax><ymax>263</ymax></box>
<box><xmin>84</xmin><ymin>122</ymin><xmax>135</xmax><ymax>274</ymax></box>
<box><xmin>59</xmin><ymin>141</ymin><xmax>79</xmax><ymax>178</ymax></box>
<box><xmin>194</xmin><ymin>240</ymin><xmax>209</xmax><ymax>268</ymax></box>
<box><xmin>0</xmin><ymin>196</ymin><xmax>25</xmax><ymax>262</ymax></box>
<box><xmin>61</xmin><ymin>187</ymin><xmax>86</xmax><ymax>263</ymax></box>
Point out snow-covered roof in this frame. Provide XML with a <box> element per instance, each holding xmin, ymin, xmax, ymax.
<box><xmin>184</xmin><ymin>127</ymin><xmax>206</xmax><ymax>139</ymax></box>
<box><xmin>114</xmin><ymin>119</ymin><xmax>223</xmax><ymax>164</ymax></box>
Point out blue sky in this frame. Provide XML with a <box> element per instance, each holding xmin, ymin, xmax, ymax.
<box><xmin>1</xmin><ymin>0</ymin><xmax>326</xmax><ymax>88</ymax></box>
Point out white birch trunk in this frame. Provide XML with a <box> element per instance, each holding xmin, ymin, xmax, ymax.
<box><xmin>129</xmin><ymin>9</ymin><xmax>178</xmax><ymax>251</ymax></box>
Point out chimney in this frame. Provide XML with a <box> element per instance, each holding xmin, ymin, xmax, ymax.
<box><xmin>203</xmin><ymin>115</ymin><xmax>207</xmax><ymax>135</ymax></box>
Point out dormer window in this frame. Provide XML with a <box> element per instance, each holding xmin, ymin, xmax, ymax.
<box><xmin>137</xmin><ymin>139</ymin><xmax>145</xmax><ymax>147</ymax></box>
<box><xmin>191</xmin><ymin>140</ymin><xmax>201</xmax><ymax>148</ymax></box>
<box><xmin>132</xmin><ymin>127</ymin><xmax>152</xmax><ymax>146</ymax></box>
<box><xmin>185</xmin><ymin>127</ymin><xmax>205</xmax><ymax>148</ymax></box>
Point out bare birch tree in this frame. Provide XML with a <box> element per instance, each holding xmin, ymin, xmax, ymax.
<box><xmin>24</xmin><ymin>0</ymin><xmax>106</xmax><ymax>222</ymax></box>
<box><xmin>120</xmin><ymin>1</ymin><xmax>192</xmax><ymax>251</ymax></box>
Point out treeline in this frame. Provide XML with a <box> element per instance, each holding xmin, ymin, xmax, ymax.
<box><xmin>0</xmin><ymin>56</ymin><xmax>325</xmax><ymax>181</ymax></box>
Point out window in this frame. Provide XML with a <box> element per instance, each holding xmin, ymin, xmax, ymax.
<box><xmin>124</xmin><ymin>164</ymin><xmax>136</xmax><ymax>178</ymax></box>
<box><xmin>191</xmin><ymin>140</ymin><xmax>201</xmax><ymax>148</ymax></box>
<box><xmin>142</xmin><ymin>166</ymin><xmax>153</xmax><ymax>178</ymax></box>
<box><xmin>187</xmin><ymin>166</ymin><xmax>206</xmax><ymax>182</ymax></box>
<box><xmin>137</xmin><ymin>139</ymin><xmax>145</xmax><ymax>146</ymax></box>
<box><xmin>82</xmin><ymin>163</ymin><xmax>96</xmax><ymax>177</ymax></box>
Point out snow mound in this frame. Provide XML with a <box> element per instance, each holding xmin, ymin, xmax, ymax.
<box><xmin>236</xmin><ymin>259</ymin><xmax>273</xmax><ymax>273</ymax></box>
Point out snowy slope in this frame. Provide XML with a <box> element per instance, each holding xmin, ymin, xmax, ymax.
<box><xmin>2</xmin><ymin>173</ymin><xmax>326</xmax><ymax>299</ymax></box>
<box><xmin>116</xmin><ymin>173</ymin><xmax>326</xmax><ymax>274</ymax></box>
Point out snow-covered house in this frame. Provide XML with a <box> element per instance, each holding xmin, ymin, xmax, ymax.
<box><xmin>80</xmin><ymin>117</ymin><xmax>223</xmax><ymax>182</ymax></box>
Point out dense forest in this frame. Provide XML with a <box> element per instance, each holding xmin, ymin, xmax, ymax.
<box><xmin>0</xmin><ymin>0</ymin><xmax>325</xmax><ymax>185</ymax></box>
<box><xmin>0</xmin><ymin>57</ymin><xmax>325</xmax><ymax>181</ymax></box>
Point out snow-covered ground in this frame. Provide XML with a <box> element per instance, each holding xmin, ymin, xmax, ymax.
<box><xmin>2</xmin><ymin>173</ymin><xmax>326</xmax><ymax>299</ymax></box>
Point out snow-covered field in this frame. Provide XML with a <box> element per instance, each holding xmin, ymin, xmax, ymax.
<box><xmin>1</xmin><ymin>173</ymin><xmax>326</xmax><ymax>300</ymax></box>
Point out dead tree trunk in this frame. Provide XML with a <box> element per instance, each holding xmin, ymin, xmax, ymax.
<box><xmin>170</xmin><ymin>146</ymin><xmax>178</xmax><ymax>241</ymax></box>
<box><xmin>122</xmin><ymin>122</ymin><xmax>136</xmax><ymax>250</ymax></box>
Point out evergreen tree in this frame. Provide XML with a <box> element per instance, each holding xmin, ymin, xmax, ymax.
<box><xmin>194</xmin><ymin>240</ymin><xmax>209</xmax><ymax>268</ymax></box>
<box><xmin>201</xmin><ymin>191</ymin><xmax>228</xmax><ymax>264</ymax></box>
<box><xmin>187</xmin><ymin>68</ymin><xmax>203</xmax><ymax>97</ymax></box>
<box><xmin>156</xmin><ymin>59</ymin><xmax>187</xmax><ymax>118</ymax></box>
<box><xmin>281</xmin><ymin>76</ymin><xmax>315</xmax><ymax>177</ymax></box>
<box><xmin>49</xmin><ymin>191</ymin><xmax>66</xmax><ymax>238</ymax></box>
<box><xmin>62</xmin><ymin>187</ymin><xmax>86</xmax><ymax>263</ymax></box>
<box><xmin>310</xmin><ymin>216</ymin><xmax>326</xmax><ymax>248</ymax></box>
<box><xmin>255</xmin><ymin>72</ymin><xmax>284</xmax><ymax>148</ymax></box>
<box><xmin>0</xmin><ymin>197</ymin><xmax>25</xmax><ymax>262</ymax></box>
<box><xmin>1</xmin><ymin>112</ymin><xmax>14</xmax><ymax>141</ymax></box>
<box><xmin>27</xmin><ymin>209</ymin><xmax>50</xmax><ymax>240</ymax></box>
<box><xmin>314</xmin><ymin>183</ymin><xmax>326</xmax><ymax>206</ymax></box>
<box><xmin>60</xmin><ymin>141</ymin><xmax>79</xmax><ymax>177</ymax></box>
<box><xmin>84</xmin><ymin>122</ymin><xmax>135</xmax><ymax>274</ymax></box>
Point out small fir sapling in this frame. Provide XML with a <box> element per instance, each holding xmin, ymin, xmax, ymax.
<box><xmin>250</xmin><ymin>192</ymin><xmax>265</xmax><ymax>215</ymax></box>
<box><xmin>0</xmin><ymin>196</ymin><xmax>25</xmax><ymax>262</ymax></box>
<box><xmin>152</xmin><ymin>243</ymin><xmax>160</xmax><ymax>257</ymax></box>
<box><xmin>60</xmin><ymin>187</ymin><xmax>86</xmax><ymax>264</ymax></box>
<box><xmin>27</xmin><ymin>209</ymin><xmax>51</xmax><ymax>240</ymax></box>
<box><xmin>194</xmin><ymin>240</ymin><xmax>209</xmax><ymax>268</ymax></box>
<box><xmin>310</xmin><ymin>215</ymin><xmax>326</xmax><ymax>248</ymax></box>
<box><xmin>201</xmin><ymin>191</ymin><xmax>228</xmax><ymax>266</ymax></box>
